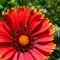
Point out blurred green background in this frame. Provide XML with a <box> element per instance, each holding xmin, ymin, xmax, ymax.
<box><xmin>0</xmin><ymin>0</ymin><xmax>60</xmax><ymax>60</ymax></box>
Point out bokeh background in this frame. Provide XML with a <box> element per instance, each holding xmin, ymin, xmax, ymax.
<box><xmin>0</xmin><ymin>0</ymin><xmax>60</xmax><ymax>60</ymax></box>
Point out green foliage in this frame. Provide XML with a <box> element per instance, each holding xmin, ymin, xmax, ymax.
<box><xmin>0</xmin><ymin>0</ymin><xmax>60</xmax><ymax>60</ymax></box>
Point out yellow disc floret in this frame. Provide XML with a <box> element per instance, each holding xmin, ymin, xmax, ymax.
<box><xmin>19</xmin><ymin>35</ymin><xmax>29</xmax><ymax>46</ymax></box>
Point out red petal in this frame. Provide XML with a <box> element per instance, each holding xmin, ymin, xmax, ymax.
<box><xmin>0</xmin><ymin>21</ymin><xmax>11</xmax><ymax>38</ymax></box>
<box><xmin>30</xmin><ymin>49</ymin><xmax>43</xmax><ymax>60</ymax></box>
<box><xmin>34</xmin><ymin>35</ymin><xmax>52</xmax><ymax>43</ymax></box>
<box><xmin>33</xmin><ymin>48</ymin><xmax>46</xmax><ymax>60</ymax></box>
<box><xmin>27</xmin><ymin>11</ymin><xmax>43</xmax><ymax>32</ymax></box>
<box><xmin>34</xmin><ymin>42</ymin><xmax>55</xmax><ymax>56</ymax></box>
<box><xmin>8</xmin><ymin>8</ymin><xmax>20</xmax><ymax>30</ymax></box>
<box><xmin>19</xmin><ymin>7</ymin><xmax>30</xmax><ymax>29</ymax></box>
<box><xmin>22</xmin><ymin>8</ymin><xmax>30</xmax><ymax>29</ymax></box>
<box><xmin>0</xmin><ymin>35</ymin><xmax>10</xmax><ymax>42</ymax></box>
<box><xmin>32</xmin><ymin>19</ymin><xmax>50</xmax><ymax>36</ymax></box>
<box><xmin>19</xmin><ymin>53</ymin><xmax>24</xmax><ymax>60</ymax></box>
<box><xmin>43</xmin><ymin>42</ymin><xmax>56</xmax><ymax>49</ymax></box>
<box><xmin>28</xmin><ymin>52</ymin><xmax>34</xmax><ymax>60</ymax></box>
<box><xmin>18</xmin><ymin>8</ymin><xmax>24</xmax><ymax>27</ymax></box>
<box><xmin>0</xmin><ymin>47</ymin><xmax>14</xmax><ymax>59</ymax></box>
<box><xmin>2</xmin><ymin>8</ymin><xmax>20</xmax><ymax>31</ymax></box>
<box><xmin>24</xmin><ymin>52</ymin><xmax>30</xmax><ymax>60</ymax></box>
<box><xmin>27</xmin><ymin>18</ymin><xmax>42</xmax><ymax>32</ymax></box>
<box><xmin>13</xmin><ymin>52</ymin><xmax>18</xmax><ymax>60</ymax></box>
<box><xmin>2</xmin><ymin>21</ymin><xmax>13</xmax><ymax>36</ymax></box>
<box><xmin>3</xmin><ymin>14</ymin><xmax>15</xmax><ymax>31</ymax></box>
<box><xmin>34</xmin><ymin>44</ymin><xmax>53</xmax><ymax>53</ymax></box>
<box><xmin>48</xmin><ymin>28</ymin><xmax>55</xmax><ymax>35</ymax></box>
<box><xmin>29</xmin><ymin>10</ymin><xmax>43</xmax><ymax>24</ymax></box>
<box><xmin>1</xmin><ymin>49</ymin><xmax>16</xmax><ymax>60</ymax></box>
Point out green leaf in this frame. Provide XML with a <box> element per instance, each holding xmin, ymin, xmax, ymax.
<box><xmin>0</xmin><ymin>5</ymin><xmax>3</xmax><ymax>9</ymax></box>
<box><xmin>39</xmin><ymin>9</ymin><xmax>47</xmax><ymax>13</ymax></box>
<box><xmin>0</xmin><ymin>0</ymin><xmax>6</xmax><ymax>5</ymax></box>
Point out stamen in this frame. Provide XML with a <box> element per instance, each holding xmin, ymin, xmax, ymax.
<box><xmin>19</xmin><ymin>35</ymin><xmax>29</xmax><ymax>46</ymax></box>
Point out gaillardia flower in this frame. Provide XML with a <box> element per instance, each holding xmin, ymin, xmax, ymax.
<box><xmin>0</xmin><ymin>6</ymin><xmax>56</xmax><ymax>60</ymax></box>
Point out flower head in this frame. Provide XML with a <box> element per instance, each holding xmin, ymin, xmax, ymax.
<box><xmin>0</xmin><ymin>6</ymin><xmax>56</xmax><ymax>60</ymax></box>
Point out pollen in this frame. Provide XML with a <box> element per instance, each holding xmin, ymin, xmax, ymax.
<box><xmin>19</xmin><ymin>35</ymin><xmax>29</xmax><ymax>46</ymax></box>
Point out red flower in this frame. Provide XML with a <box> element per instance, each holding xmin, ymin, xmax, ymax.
<box><xmin>0</xmin><ymin>6</ymin><xmax>56</xmax><ymax>60</ymax></box>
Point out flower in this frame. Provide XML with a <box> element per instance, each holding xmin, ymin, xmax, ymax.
<box><xmin>0</xmin><ymin>6</ymin><xmax>56</xmax><ymax>60</ymax></box>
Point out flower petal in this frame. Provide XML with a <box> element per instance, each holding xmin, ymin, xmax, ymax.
<box><xmin>1</xmin><ymin>49</ymin><xmax>16</xmax><ymax>60</ymax></box>
<box><xmin>0</xmin><ymin>21</ymin><xmax>11</xmax><ymax>38</ymax></box>
<box><xmin>27</xmin><ymin>18</ymin><xmax>42</xmax><ymax>32</ymax></box>
<box><xmin>29</xmin><ymin>10</ymin><xmax>43</xmax><ymax>24</ymax></box>
<box><xmin>27</xmin><ymin>11</ymin><xmax>43</xmax><ymax>32</ymax></box>
<box><xmin>0</xmin><ymin>36</ymin><xmax>10</xmax><ymax>42</ymax></box>
<box><xmin>24</xmin><ymin>52</ymin><xmax>30</xmax><ymax>60</ymax></box>
<box><xmin>0</xmin><ymin>47</ymin><xmax>14</xmax><ymax>59</ymax></box>
<box><xmin>34</xmin><ymin>44</ymin><xmax>51</xmax><ymax>53</ymax></box>
<box><xmin>33</xmin><ymin>48</ymin><xmax>47</xmax><ymax>60</ymax></box>
<box><xmin>30</xmin><ymin>49</ymin><xmax>43</xmax><ymax>60</ymax></box>
<box><xmin>19</xmin><ymin>53</ymin><xmax>24</xmax><ymax>60</ymax></box>
<box><xmin>13</xmin><ymin>52</ymin><xmax>18</xmax><ymax>60</ymax></box>
<box><xmin>32</xmin><ymin>19</ymin><xmax>51</xmax><ymax>36</ymax></box>
<box><xmin>19</xmin><ymin>7</ymin><xmax>30</xmax><ymax>29</ymax></box>
<box><xmin>28</xmin><ymin>52</ymin><xmax>34</xmax><ymax>60</ymax></box>
<box><xmin>2</xmin><ymin>8</ymin><xmax>21</xmax><ymax>31</ymax></box>
<box><xmin>34</xmin><ymin>35</ymin><xmax>52</xmax><ymax>43</ymax></box>
<box><xmin>8</xmin><ymin>8</ymin><xmax>21</xmax><ymax>30</ymax></box>
<box><xmin>34</xmin><ymin>42</ymin><xmax>56</xmax><ymax>54</ymax></box>
<box><xmin>48</xmin><ymin>28</ymin><xmax>55</xmax><ymax>35</ymax></box>
<box><xmin>2</xmin><ymin>13</ymin><xmax>15</xmax><ymax>31</ymax></box>
<box><xmin>2</xmin><ymin>21</ymin><xmax>13</xmax><ymax>36</ymax></box>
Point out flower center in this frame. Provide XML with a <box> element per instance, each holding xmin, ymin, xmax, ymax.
<box><xmin>19</xmin><ymin>35</ymin><xmax>29</xmax><ymax>46</ymax></box>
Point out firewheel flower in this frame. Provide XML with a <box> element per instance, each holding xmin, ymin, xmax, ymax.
<box><xmin>0</xmin><ymin>6</ymin><xmax>56</xmax><ymax>60</ymax></box>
